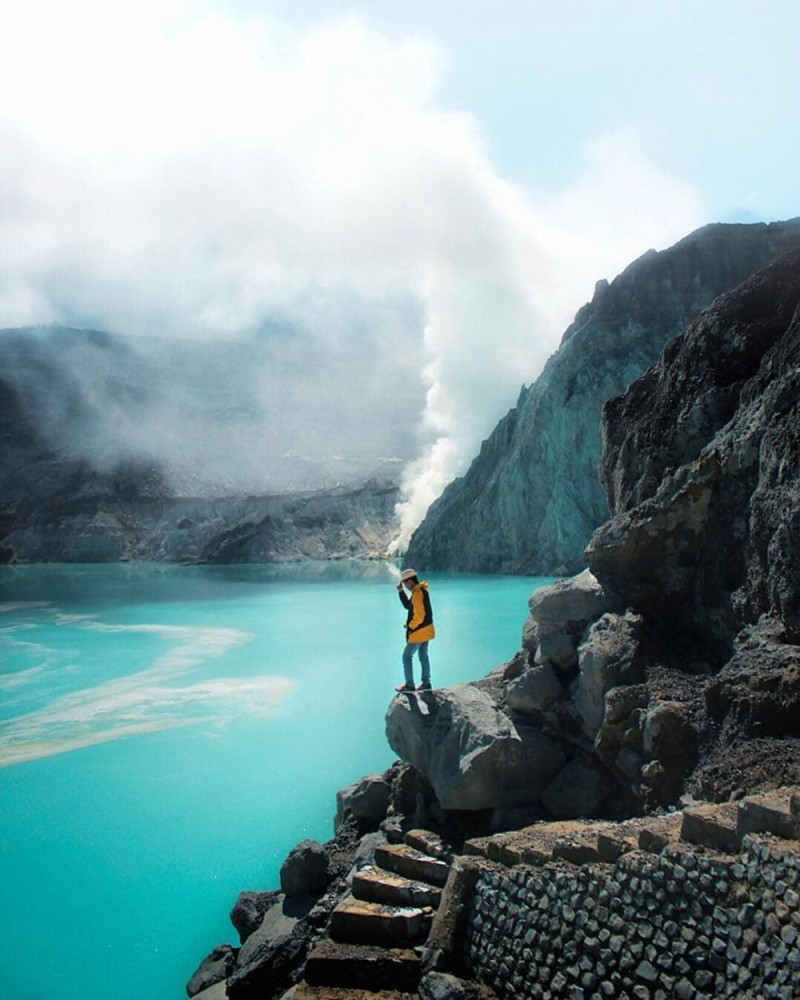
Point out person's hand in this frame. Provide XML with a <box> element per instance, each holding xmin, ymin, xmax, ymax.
<box><xmin>396</xmin><ymin>582</ymin><xmax>404</xmax><ymax>591</ymax></box>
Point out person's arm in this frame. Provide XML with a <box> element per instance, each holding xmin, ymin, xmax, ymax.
<box><xmin>398</xmin><ymin>587</ymin><xmax>410</xmax><ymax>609</ymax></box>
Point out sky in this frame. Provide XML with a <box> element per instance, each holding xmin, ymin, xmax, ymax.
<box><xmin>1</xmin><ymin>0</ymin><xmax>798</xmax><ymax>544</ymax></box>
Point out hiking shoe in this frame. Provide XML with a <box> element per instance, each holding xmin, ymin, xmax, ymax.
<box><xmin>394</xmin><ymin>683</ymin><xmax>415</xmax><ymax>693</ymax></box>
<box><xmin>417</xmin><ymin>683</ymin><xmax>432</xmax><ymax>691</ymax></box>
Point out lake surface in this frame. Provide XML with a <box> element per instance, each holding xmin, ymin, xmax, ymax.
<box><xmin>0</xmin><ymin>562</ymin><xmax>555</xmax><ymax>1000</ymax></box>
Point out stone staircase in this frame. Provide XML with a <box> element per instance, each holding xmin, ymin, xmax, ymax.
<box><xmin>291</xmin><ymin>829</ymin><xmax>452</xmax><ymax>999</ymax></box>
<box><xmin>680</xmin><ymin>786</ymin><xmax>800</xmax><ymax>854</ymax></box>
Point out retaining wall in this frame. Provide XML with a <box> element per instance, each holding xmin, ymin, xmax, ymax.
<box><xmin>461</xmin><ymin>834</ymin><xmax>800</xmax><ymax>1000</ymax></box>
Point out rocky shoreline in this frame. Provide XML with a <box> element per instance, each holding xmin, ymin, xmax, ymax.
<box><xmin>186</xmin><ymin>760</ymin><xmax>800</xmax><ymax>999</ymax></box>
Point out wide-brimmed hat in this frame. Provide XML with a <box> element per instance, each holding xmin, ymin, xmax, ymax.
<box><xmin>400</xmin><ymin>568</ymin><xmax>418</xmax><ymax>581</ymax></box>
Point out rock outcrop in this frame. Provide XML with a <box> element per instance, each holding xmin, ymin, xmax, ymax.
<box><xmin>406</xmin><ymin>218</ymin><xmax>800</xmax><ymax>575</ymax></box>
<box><xmin>385</xmin><ymin>684</ymin><xmax>565</xmax><ymax>811</ymax></box>
<box><xmin>590</xmin><ymin>247</ymin><xmax>800</xmax><ymax>654</ymax></box>
<box><xmin>389</xmin><ymin>248</ymin><xmax>800</xmax><ymax>819</ymax></box>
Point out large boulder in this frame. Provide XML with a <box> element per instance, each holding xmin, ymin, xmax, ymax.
<box><xmin>226</xmin><ymin>894</ymin><xmax>316</xmax><ymax>999</ymax></box>
<box><xmin>506</xmin><ymin>661</ymin><xmax>563</xmax><ymax>715</ymax></box>
<box><xmin>186</xmin><ymin>944</ymin><xmax>237</xmax><ymax>997</ymax></box>
<box><xmin>523</xmin><ymin>570</ymin><xmax>613</xmax><ymax>681</ymax></box>
<box><xmin>335</xmin><ymin>773</ymin><xmax>391</xmax><ymax>833</ymax></box>
<box><xmin>528</xmin><ymin>569</ymin><xmax>611</xmax><ymax>637</ymax></box>
<box><xmin>230</xmin><ymin>890</ymin><xmax>282</xmax><ymax>945</ymax></box>
<box><xmin>279</xmin><ymin>840</ymin><xmax>329</xmax><ymax>897</ymax></box>
<box><xmin>385</xmin><ymin>684</ymin><xmax>565</xmax><ymax>811</ymax></box>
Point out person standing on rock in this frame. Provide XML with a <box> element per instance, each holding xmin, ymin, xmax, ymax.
<box><xmin>395</xmin><ymin>568</ymin><xmax>435</xmax><ymax>693</ymax></box>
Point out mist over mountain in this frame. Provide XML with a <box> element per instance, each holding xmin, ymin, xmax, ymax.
<box><xmin>0</xmin><ymin>324</ymin><xmax>424</xmax><ymax>496</ymax></box>
<box><xmin>0</xmin><ymin>323</ymin><xmax>420</xmax><ymax>563</ymax></box>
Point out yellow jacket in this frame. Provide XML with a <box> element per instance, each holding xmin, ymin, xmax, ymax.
<box><xmin>399</xmin><ymin>581</ymin><xmax>435</xmax><ymax>643</ymax></box>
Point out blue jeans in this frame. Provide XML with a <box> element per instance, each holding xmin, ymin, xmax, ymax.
<box><xmin>402</xmin><ymin>641</ymin><xmax>430</xmax><ymax>687</ymax></box>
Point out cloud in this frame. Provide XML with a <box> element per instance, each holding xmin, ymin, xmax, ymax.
<box><xmin>0</xmin><ymin>2</ymin><xmax>704</xmax><ymax>519</ymax></box>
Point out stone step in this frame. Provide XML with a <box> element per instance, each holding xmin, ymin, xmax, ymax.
<box><xmin>464</xmin><ymin>821</ymin><xmax>589</xmax><ymax>867</ymax></box>
<box><xmin>293</xmin><ymin>984</ymin><xmax>416</xmax><ymax>1000</ymax></box>
<box><xmin>304</xmin><ymin>939</ymin><xmax>422</xmax><ymax>992</ymax></box>
<box><xmin>403</xmin><ymin>828</ymin><xmax>451</xmax><ymax>862</ymax></box>
<box><xmin>637</xmin><ymin>813</ymin><xmax>683</xmax><ymax>853</ymax></box>
<box><xmin>330</xmin><ymin>894</ymin><xmax>433</xmax><ymax>946</ymax></box>
<box><xmin>596</xmin><ymin>825</ymin><xmax>640</xmax><ymax>863</ymax></box>
<box><xmin>352</xmin><ymin>865</ymin><xmax>442</xmax><ymax>908</ymax></box>
<box><xmin>737</xmin><ymin>788</ymin><xmax>800</xmax><ymax>841</ymax></box>
<box><xmin>681</xmin><ymin>802</ymin><xmax>741</xmax><ymax>854</ymax></box>
<box><xmin>374</xmin><ymin>843</ymin><xmax>450</xmax><ymax>887</ymax></box>
<box><xmin>552</xmin><ymin>825</ymin><xmax>613</xmax><ymax>865</ymax></box>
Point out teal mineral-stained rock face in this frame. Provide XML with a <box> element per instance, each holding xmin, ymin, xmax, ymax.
<box><xmin>406</xmin><ymin>218</ymin><xmax>800</xmax><ymax>576</ymax></box>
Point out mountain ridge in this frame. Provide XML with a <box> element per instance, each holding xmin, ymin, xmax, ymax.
<box><xmin>406</xmin><ymin>217</ymin><xmax>800</xmax><ymax>574</ymax></box>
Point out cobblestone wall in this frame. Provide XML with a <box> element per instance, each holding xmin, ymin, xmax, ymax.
<box><xmin>463</xmin><ymin>834</ymin><xmax>800</xmax><ymax>1000</ymax></box>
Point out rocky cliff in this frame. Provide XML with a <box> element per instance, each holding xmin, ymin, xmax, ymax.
<box><xmin>187</xmin><ymin>249</ymin><xmax>800</xmax><ymax>1000</ymax></box>
<box><xmin>0</xmin><ymin>329</ymin><xmax>400</xmax><ymax>563</ymax></box>
<box><xmin>388</xmin><ymin>247</ymin><xmax>800</xmax><ymax>820</ymax></box>
<box><xmin>406</xmin><ymin>218</ymin><xmax>800</xmax><ymax>575</ymax></box>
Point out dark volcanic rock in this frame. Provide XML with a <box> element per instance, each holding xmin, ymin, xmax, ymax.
<box><xmin>279</xmin><ymin>840</ymin><xmax>330</xmax><ymax>897</ymax></box>
<box><xmin>225</xmin><ymin>903</ymin><xmax>310</xmax><ymax>1000</ymax></box>
<box><xmin>583</xmin><ymin>247</ymin><xmax>800</xmax><ymax>802</ymax></box>
<box><xmin>335</xmin><ymin>772</ymin><xmax>391</xmax><ymax>833</ymax></box>
<box><xmin>230</xmin><ymin>891</ymin><xmax>282</xmax><ymax>945</ymax></box>
<box><xmin>705</xmin><ymin>621</ymin><xmax>800</xmax><ymax>739</ymax></box>
<box><xmin>186</xmin><ymin>944</ymin><xmax>238</xmax><ymax>997</ymax></box>
<box><xmin>589</xmin><ymin>247</ymin><xmax>800</xmax><ymax>654</ymax></box>
<box><xmin>407</xmin><ymin>219</ymin><xmax>800</xmax><ymax>574</ymax></box>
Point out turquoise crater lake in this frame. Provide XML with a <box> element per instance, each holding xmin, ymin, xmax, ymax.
<box><xmin>0</xmin><ymin>562</ymin><xmax>555</xmax><ymax>1000</ymax></box>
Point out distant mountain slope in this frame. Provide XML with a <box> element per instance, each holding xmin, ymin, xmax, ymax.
<box><xmin>0</xmin><ymin>328</ymin><xmax>400</xmax><ymax>563</ymax></box>
<box><xmin>406</xmin><ymin>218</ymin><xmax>800</xmax><ymax>574</ymax></box>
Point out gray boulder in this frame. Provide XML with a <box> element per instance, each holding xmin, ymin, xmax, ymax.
<box><xmin>535</xmin><ymin>630</ymin><xmax>580</xmax><ymax>673</ymax></box>
<box><xmin>335</xmin><ymin>772</ymin><xmax>391</xmax><ymax>832</ymax></box>
<box><xmin>528</xmin><ymin>569</ymin><xmax>611</xmax><ymax>637</ymax></box>
<box><xmin>230</xmin><ymin>890</ymin><xmax>281</xmax><ymax>945</ymax></box>
<box><xmin>227</xmin><ymin>894</ymin><xmax>315</xmax><ymax>999</ymax></box>
<box><xmin>186</xmin><ymin>944</ymin><xmax>237</xmax><ymax>997</ymax></box>
<box><xmin>385</xmin><ymin>683</ymin><xmax>564</xmax><ymax>811</ymax></box>
<box><xmin>279</xmin><ymin>839</ymin><xmax>329</xmax><ymax>897</ymax></box>
<box><xmin>506</xmin><ymin>662</ymin><xmax>563</xmax><ymax>715</ymax></box>
<box><xmin>572</xmin><ymin>611</ymin><xmax>644</xmax><ymax>739</ymax></box>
